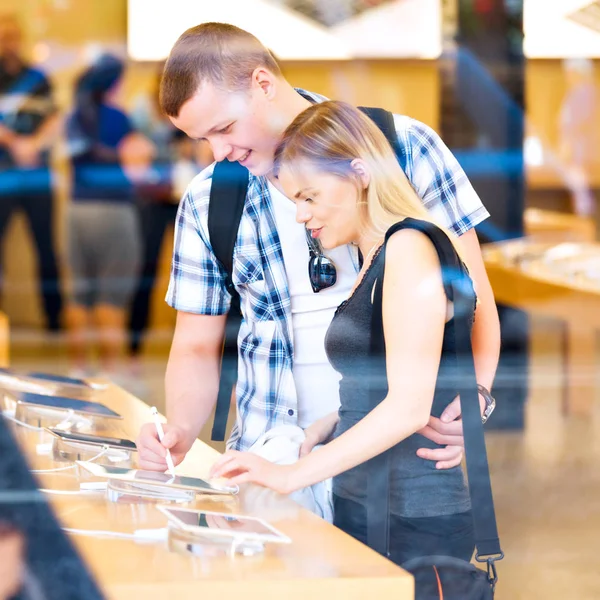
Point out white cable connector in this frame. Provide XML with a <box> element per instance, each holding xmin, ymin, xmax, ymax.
<box><xmin>79</xmin><ymin>481</ymin><xmax>108</xmax><ymax>491</ymax></box>
<box><xmin>39</xmin><ymin>488</ymin><xmax>103</xmax><ymax>496</ymax></box>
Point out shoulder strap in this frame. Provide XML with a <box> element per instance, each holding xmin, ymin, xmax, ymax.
<box><xmin>358</xmin><ymin>107</ymin><xmax>408</xmax><ymax>173</ymax></box>
<box><xmin>368</xmin><ymin>219</ymin><xmax>503</xmax><ymax>569</ymax></box>
<box><xmin>208</xmin><ymin>159</ymin><xmax>249</xmax><ymax>442</ymax></box>
<box><xmin>208</xmin><ymin>160</ymin><xmax>250</xmax><ymax>294</ymax></box>
<box><xmin>296</xmin><ymin>91</ymin><xmax>405</xmax><ymax>172</ymax></box>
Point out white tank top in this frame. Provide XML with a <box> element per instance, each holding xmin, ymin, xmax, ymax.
<box><xmin>268</xmin><ymin>182</ymin><xmax>358</xmax><ymax>428</ymax></box>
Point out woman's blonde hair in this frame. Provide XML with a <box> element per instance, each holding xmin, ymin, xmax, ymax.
<box><xmin>274</xmin><ymin>101</ymin><xmax>463</xmax><ymax>258</ymax></box>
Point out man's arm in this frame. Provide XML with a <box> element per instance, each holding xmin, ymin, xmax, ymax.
<box><xmin>30</xmin><ymin>111</ymin><xmax>61</xmax><ymax>152</ymax></box>
<box><xmin>136</xmin><ymin>310</ymin><xmax>227</xmax><ymax>470</ymax></box>
<box><xmin>457</xmin><ymin>229</ymin><xmax>500</xmax><ymax>391</ymax></box>
<box><xmin>10</xmin><ymin>70</ymin><xmax>62</xmax><ymax>166</ymax></box>
<box><xmin>0</xmin><ymin>123</ymin><xmax>15</xmax><ymax>146</ymax></box>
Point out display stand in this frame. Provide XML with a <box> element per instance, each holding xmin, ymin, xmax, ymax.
<box><xmin>167</xmin><ymin>524</ymin><xmax>265</xmax><ymax>558</ymax></box>
<box><xmin>51</xmin><ymin>437</ymin><xmax>134</xmax><ymax>467</ymax></box>
<box><xmin>105</xmin><ymin>479</ymin><xmax>196</xmax><ymax>504</ymax></box>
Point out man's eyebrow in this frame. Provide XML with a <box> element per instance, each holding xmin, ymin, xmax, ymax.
<box><xmin>202</xmin><ymin>121</ymin><xmax>232</xmax><ymax>138</ymax></box>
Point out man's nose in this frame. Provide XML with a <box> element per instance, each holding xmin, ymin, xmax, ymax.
<box><xmin>211</xmin><ymin>140</ymin><xmax>232</xmax><ymax>162</ymax></box>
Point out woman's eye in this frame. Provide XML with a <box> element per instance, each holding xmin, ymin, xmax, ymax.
<box><xmin>219</xmin><ymin>124</ymin><xmax>233</xmax><ymax>134</ymax></box>
<box><xmin>305</xmin><ymin>197</ymin><xmax>313</xmax><ymax>204</ymax></box>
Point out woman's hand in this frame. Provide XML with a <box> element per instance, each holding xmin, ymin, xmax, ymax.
<box><xmin>209</xmin><ymin>451</ymin><xmax>296</xmax><ymax>495</ymax></box>
<box><xmin>299</xmin><ymin>412</ymin><xmax>339</xmax><ymax>457</ymax></box>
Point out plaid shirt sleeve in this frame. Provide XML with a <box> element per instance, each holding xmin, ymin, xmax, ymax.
<box><xmin>165</xmin><ymin>166</ymin><xmax>232</xmax><ymax>315</ymax></box>
<box><xmin>398</xmin><ymin>116</ymin><xmax>490</xmax><ymax>236</ymax></box>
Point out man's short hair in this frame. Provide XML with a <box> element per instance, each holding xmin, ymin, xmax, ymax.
<box><xmin>160</xmin><ymin>22</ymin><xmax>282</xmax><ymax>117</ymax></box>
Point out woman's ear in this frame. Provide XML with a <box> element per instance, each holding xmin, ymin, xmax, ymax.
<box><xmin>350</xmin><ymin>158</ymin><xmax>371</xmax><ymax>190</ymax></box>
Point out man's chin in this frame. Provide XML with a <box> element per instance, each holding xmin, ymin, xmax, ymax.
<box><xmin>245</xmin><ymin>158</ymin><xmax>273</xmax><ymax>178</ymax></box>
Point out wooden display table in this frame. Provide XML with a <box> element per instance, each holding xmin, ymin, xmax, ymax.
<box><xmin>14</xmin><ymin>384</ymin><xmax>414</xmax><ymax>599</ymax></box>
<box><xmin>483</xmin><ymin>240</ymin><xmax>600</xmax><ymax>416</ymax></box>
<box><xmin>524</xmin><ymin>208</ymin><xmax>595</xmax><ymax>243</ymax></box>
<box><xmin>0</xmin><ymin>310</ymin><xmax>9</xmax><ymax>367</ymax></box>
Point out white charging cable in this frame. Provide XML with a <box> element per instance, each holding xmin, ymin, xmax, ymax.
<box><xmin>30</xmin><ymin>446</ymin><xmax>110</xmax><ymax>474</ymax></box>
<box><xmin>2</xmin><ymin>412</ymin><xmax>45</xmax><ymax>431</ymax></box>
<box><xmin>2</xmin><ymin>408</ymin><xmax>91</xmax><ymax>432</ymax></box>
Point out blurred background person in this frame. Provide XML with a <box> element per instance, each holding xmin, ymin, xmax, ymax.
<box><xmin>127</xmin><ymin>66</ymin><xmax>213</xmax><ymax>380</ymax></box>
<box><xmin>0</xmin><ymin>12</ymin><xmax>62</xmax><ymax>332</ymax></box>
<box><xmin>0</xmin><ymin>522</ymin><xmax>24</xmax><ymax>600</ymax></box>
<box><xmin>64</xmin><ymin>53</ymin><xmax>154</xmax><ymax>380</ymax></box>
<box><xmin>558</xmin><ymin>57</ymin><xmax>600</xmax><ymax>217</ymax></box>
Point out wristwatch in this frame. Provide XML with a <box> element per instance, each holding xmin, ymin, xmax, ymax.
<box><xmin>477</xmin><ymin>384</ymin><xmax>496</xmax><ymax>425</ymax></box>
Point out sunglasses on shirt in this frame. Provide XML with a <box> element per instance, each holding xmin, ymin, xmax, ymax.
<box><xmin>305</xmin><ymin>228</ymin><xmax>337</xmax><ymax>293</ymax></box>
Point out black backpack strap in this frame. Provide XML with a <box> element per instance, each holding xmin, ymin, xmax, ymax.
<box><xmin>296</xmin><ymin>90</ymin><xmax>404</xmax><ymax>167</ymax></box>
<box><xmin>358</xmin><ymin>106</ymin><xmax>408</xmax><ymax>173</ymax></box>
<box><xmin>368</xmin><ymin>218</ymin><xmax>503</xmax><ymax>568</ymax></box>
<box><xmin>207</xmin><ymin>160</ymin><xmax>249</xmax><ymax>441</ymax></box>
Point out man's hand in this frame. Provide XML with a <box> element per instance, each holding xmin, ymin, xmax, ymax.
<box><xmin>136</xmin><ymin>422</ymin><xmax>194</xmax><ymax>471</ymax></box>
<box><xmin>299</xmin><ymin>412</ymin><xmax>339</xmax><ymax>457</ymax></box>
<box><xmin>10</xmin><ymin>136</ymin><xmax>41</xmax><ymax>168</ymax></box>
<box><xmin>417</xmin><ymin>394</ymin><xmax>486</xmax><ymax>469</ymax></box>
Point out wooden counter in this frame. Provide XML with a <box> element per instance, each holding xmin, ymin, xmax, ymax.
<box><xmin>484</xmin><ymin>242</ymin><xmax>600</xmax><ymax>416</ymax></box>
<box><xmin>13</xmin><ymin>384</ymin><xmax>414</xmax><ymax>599</ymax></box>
<box><xmin>0</xmin><ymin>311</ymin><xmax>9</xmax><ymax>367</ymax></box>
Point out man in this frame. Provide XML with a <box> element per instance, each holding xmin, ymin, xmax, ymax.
<box><xmin>137</xmin><ymin>23</ymin><xmax>500</xmax><ymax>475</ymax></box>
<box><xmin>0</xmin><ymin>13</ymin><xmax>62</xmax><ymax>330</ymax></box>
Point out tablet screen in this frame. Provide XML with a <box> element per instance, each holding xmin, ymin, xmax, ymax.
<box><xmin>160</xmin><ymin>507</ymin><xmax>290</xmax><ymax>543</ymax></box>
<box><xmin>170</xmin><ymin>509</ymin><xmax>276</xmax><ymax>536</ymax></box>
<box><xmin>26</xmin><ymin>372</ymin><xmax>91</xmax><ymax>388</ymax></box>
<box><xmin>48</xmin><ymin>429</ymin><xmax>137</xmax><ymax>451</ymax></box>
<box><xmin>76</xmin><ymin>462</ymin><xmax>236</xmax><ymax>494</ymax></box>
<box><xmin>17</xmin><ymin>393</ymin><xmax>121</xmax><ymax>419</ymax></box>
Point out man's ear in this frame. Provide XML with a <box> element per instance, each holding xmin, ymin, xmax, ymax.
<box><xmin>252</xmin><ymin>67</ymin><xmax>277</xmax><ymax>100</ymax></box>
<box><xmin>350</xmin><ymin>158</ymin><xmax>371</xmax><ymax>189</ymax></box>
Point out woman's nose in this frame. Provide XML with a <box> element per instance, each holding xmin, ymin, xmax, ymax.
<box><xmin>296</xmin><ymin>202</ymin><xmax>311</xmax><ymax>224</ymax></box>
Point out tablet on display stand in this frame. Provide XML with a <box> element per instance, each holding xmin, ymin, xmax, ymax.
<box><xmin>76</xmin><ymin>461</ymin><xmax>239</xmax><ymax>503</ymax></box>
<box><xmin>0</xmin><ymin>368</ymin><xmax>108</xmax><ymax>399</ymax></box>
<box><xmin>6</xmin><ymin>392</ymin><xmax>122</xmax><ymax>430</ymax></box>
<box><xmin>158</xmin><ymin>506</ymin><xmax>292</xmax><ymax>546</ymax></box>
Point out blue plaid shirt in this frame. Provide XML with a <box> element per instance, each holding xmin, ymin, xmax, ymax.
<box><xmin>166</xmin><ymin>91</ymin><xmax>490</xmax><ymax>451</ymax></box>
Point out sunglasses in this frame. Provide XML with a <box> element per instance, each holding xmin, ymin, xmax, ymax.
<box><xmin>305</xmin><ymin>228</ymin><xmax>337</xmax><ymax>293</ymax></box>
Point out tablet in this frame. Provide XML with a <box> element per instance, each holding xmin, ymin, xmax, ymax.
<box><xmin>158</xmin><ymin>506</ymin><xmax>292</xmax><ymax>545</ymax></box>
<box><xmin>46</xmin><ymin>428</ymin><xmax>137</xmax><ymax>451</ymax></box>
<box><xmin>16</xmin><ymin>392</ymin><xmax>122</xmax><ymax>419</ymax></box>
<box><xmin>26</xmin><ymin>372</ymin><xmax>92</xmax><ymax>388</ymax></box>
<box><xmin>76</xmin><ymin>462</ymin><xmax>238</xmax><ymax>495</ymax></box>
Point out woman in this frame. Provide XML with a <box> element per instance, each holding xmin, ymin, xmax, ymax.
<box><xmin>210</xmin><ymin>101</ymin><xmax>476</xmax><ymax>564</ymax></box>
<box><xmin>65</xmin><ymin>54</ymin><xmax>154</xmax><ymax>378</ymax></box>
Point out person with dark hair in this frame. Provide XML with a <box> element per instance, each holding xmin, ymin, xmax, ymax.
<box><xmin>0</xmin><ymin>13</ymin><xmax>62</xmax><ymax>331</ymax></box>
<box><xmin>0</xmin><ymin>413</ymin><xmax>104</xmax><ymax>600</ymax></box>
<box><xmin>65</xmin><ymin>53</ymin><xmax>154</xmax><ymax>379</ymax></box>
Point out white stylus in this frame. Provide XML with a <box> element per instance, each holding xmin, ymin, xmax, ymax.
<box><xmin>150</xmin><ymin>406</ymin><xmax>176</xmax><ymax>476</ymax></box>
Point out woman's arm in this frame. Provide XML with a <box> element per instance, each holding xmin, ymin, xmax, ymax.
<box><xmin>210</xmin><ymin>229</ymin><xmax>449</xmax><ymax>494</ymax></box>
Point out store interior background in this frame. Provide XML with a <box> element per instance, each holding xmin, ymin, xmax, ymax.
<box><xmin>2</xmin><ymin>1</ymin><xmax>600</xmax><ymax>597</ymax></box>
